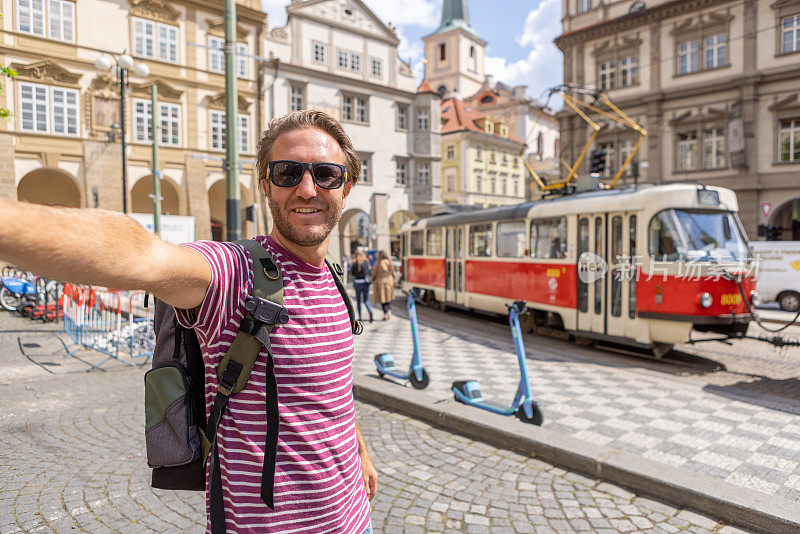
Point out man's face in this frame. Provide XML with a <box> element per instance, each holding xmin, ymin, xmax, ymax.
<box><xmin>263</xmin><ymin>127</ymin><xmax>351</xmax><ymax>249</ymax></box>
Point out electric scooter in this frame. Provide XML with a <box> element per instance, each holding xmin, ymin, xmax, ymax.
<box><xmin>452</xmin><ymin>301</ymin><xmax>544</xmax><ymax>425</ymax></box>
<box><xmin>0</xmin><ymin>274</ymin><xmax>38</xmax><ymax>312</ymax></box>
<box><xmin>373</xmin><ymin>291</ymin><xmax>430</xmax><ymax>389</ymax></box>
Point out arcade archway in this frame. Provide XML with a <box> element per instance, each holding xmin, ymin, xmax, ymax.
<box><xmin>17</xmin><ymin>167</ymin><xmax>81</xmax><ymax>208</ymax></box>
<box><xmin>768</xmin><ymin>198</ymin><xmax>800</xmax><ymax>241</ymax></box>
<box><xmin>207</xmin><ymin>180</ymin><xmax>254</xmax><ymax>241</ymax></box>
<box><xmin>131</xmin><ymin>175</ymin><xmax>181</xmax><ymax>215</ymax></box>
<box><xmin>339</xmin><ymin>208</ymin><xmax>371</xmax><ymax>261</ymax></box>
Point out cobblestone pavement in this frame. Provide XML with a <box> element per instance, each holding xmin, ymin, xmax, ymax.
<box><xmin>0</xmin><ymin>312</ymin><xmax>747</xmax><ymax>533</ymax></box>
<box><xmin>353</xmin><ymin>299</ymin><xmax>800</xmax><ymax>502</ymax></box>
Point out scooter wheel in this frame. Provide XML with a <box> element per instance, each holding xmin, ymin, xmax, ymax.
<box><xmin>409</xmin><ymin>368</ymin><xmax>430</xmax><ymax>390</ymax></box>
<box><xmin>516</xmin><ymin>404</ymin><xmax>544</xmax><ymax>426</ymax></box>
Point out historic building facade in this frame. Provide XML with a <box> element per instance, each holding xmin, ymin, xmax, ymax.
<box><xmin>555</xmin><ymin>0</ymin><xmax>800</xmax><ymax>240</ymax></box>
<box><xmin>264</xmin><ymin>0</ymin><xmax>441</xmax><ymax>259</ymax></box>
<box><xmin>440</xmin><ymin>95</ymin><xmax>527</xmax><ymax>207</ymax></box>
<box><xmin>0</xmin><ymin>0</ymin><xmax>266</xmax><ymax>242</ymax></box>
<box><xmin>0</xmin><ymin>0</ymin><xmax>441</xmax><ymax>259</ymax></box>
<box><xmin>424</xmin><ymin>0</ymin><xmax>560</xmax><ymax>206</ymax></box>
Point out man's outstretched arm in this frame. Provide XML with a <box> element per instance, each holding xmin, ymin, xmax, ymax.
<box><xmin>0</xmin><ymin>198</ymin><xmax>211</xmax><ymax>310</ymax></box>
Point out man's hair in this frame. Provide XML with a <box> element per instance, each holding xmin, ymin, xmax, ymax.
<box><xmin>256</xmin><ymin>110</ymin><xmax>361</xmax><ymax>186</ymax></box>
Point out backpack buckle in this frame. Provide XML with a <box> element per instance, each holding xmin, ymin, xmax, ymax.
<box><xmin>244</xmin><ymin>296</ymin><xmax>289</xmax><ymax>325</ymax></box>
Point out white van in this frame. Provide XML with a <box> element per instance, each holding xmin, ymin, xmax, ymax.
<box><xmin>750</xmin><ymin>241</ymin><xmax>800</xmax><ymax>311</ymax></box>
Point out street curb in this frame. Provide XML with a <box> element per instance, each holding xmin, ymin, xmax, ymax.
<box><xmin>353</xmin><ymin>374</ymin><xmax>800</xmax><ymax>534</ymax></box>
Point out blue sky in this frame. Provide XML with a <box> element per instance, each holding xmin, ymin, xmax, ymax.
<box><xmin>261</xmin><ymin>0</ymin><xmax>563</xmax><ymax>109</ymax></box>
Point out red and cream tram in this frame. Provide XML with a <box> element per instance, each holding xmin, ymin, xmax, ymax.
<box><xmin>400</xmin><ymin>184</ymin><xmax>757</xmax><ymax>354</ymax></box>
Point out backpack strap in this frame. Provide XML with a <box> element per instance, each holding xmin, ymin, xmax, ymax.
<box><xmin>206</xmin><ymin>239</ymin><xmax>286</xmax><ymax>532</ymax></box>
<box><xmin>326</xmin><ymin>258</ymin><xmax>363</xmax><ymax>336</ymax></box>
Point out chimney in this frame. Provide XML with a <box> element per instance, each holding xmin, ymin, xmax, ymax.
<box><xmin>484</xmin><ymin>74</ymin><xmax>494</xmax><ymax>89</ymax></box>
<box><xmin>513</xmin><ymin>85</ymin><xmax>528</xmax><ymax>98</ymax></box>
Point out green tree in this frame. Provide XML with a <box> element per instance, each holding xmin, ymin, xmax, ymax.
<box><xmin>0</xmin><ymin>64</ymin><xmax>17</xmax><ymax>120</ymax></box>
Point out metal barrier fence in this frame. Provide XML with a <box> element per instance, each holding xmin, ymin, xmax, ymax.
<box><xmin>62</xmin><ymin>284</ymin><xmax>154</xmax><ymax>371</ymax></box>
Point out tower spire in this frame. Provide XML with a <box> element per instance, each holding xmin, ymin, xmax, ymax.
<box><xmin>440</xmin><ymin>0</ymin><xmax>470</xmax><ymax>28</ymax></box>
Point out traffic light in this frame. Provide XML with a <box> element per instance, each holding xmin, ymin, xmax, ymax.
<box><xmin>589</xmin><ymin>149</ymin><xmax>606</xmax><ymax>174</ymax></box>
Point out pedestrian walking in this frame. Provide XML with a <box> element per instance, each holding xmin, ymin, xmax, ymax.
<box><xmin>371</xmin><ymin>250</ymin><xmax>396</xmax><ymax>321</ymax></box>
<box><xmin>350</xmin><ymin>250</ymin><xmax>374</xmax><ymax>323</ymax></box>
<box><xmin>0</xmin><ymin>110</ymin><xmax>377</xmax><ymax>534</ymax></box>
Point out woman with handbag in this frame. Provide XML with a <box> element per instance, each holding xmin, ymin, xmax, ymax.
<box><xmin>371</xmin><ymin>250</ymin><xmax>396</xmax><ymax>321</ymax></box>
<box><xmin>350</xmin><ymin>250</ymin><xmax>374</xmax><ymax>323</ymax></box>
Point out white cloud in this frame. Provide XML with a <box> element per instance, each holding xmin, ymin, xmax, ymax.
<box><xmin>261</xmin><ymin>0</ymin><xmax>291</xmax><ymax>27</ymax></box>
<box><xmin>484</xmin><ymin>0</ymin><xmax>563</xmax><ymax>108</ymax></box>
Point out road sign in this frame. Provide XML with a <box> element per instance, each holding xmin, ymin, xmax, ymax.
<box><xmin>762</xmin><ymin>202</ymin><xmax>773</xmax><ymax>219</ymax></box>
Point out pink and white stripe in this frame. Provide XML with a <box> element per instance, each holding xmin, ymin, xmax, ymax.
<box><xmin>177</xmin><ymin>236</ymin><xmax>370</xmax><ymax>533</ymax></box>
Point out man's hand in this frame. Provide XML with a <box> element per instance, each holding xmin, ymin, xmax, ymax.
<box><xmin>354</xmin><ymin>422</ymin><xmax>377</xmax><ymax>501</ymax></box>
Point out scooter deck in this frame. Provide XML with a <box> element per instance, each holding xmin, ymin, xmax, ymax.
<box><xmin>471</xmin><ymin>398</ymin><xmax>514</xmax><ymax>414</ymax></box>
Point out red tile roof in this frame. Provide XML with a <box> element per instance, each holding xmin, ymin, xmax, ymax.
<box><xmin>416</xmin><ymin>79</ymin><xmax>438</xmax><ymax>95</ymax></box>
<box><xmin>440</xmin><ymin>97</ymin><xmax>523</xmax><ymax>143</ymax></box>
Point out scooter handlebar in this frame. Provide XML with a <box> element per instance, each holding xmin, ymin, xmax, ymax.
<box><xmin>506</xmin><ymin>301</ymin><xmax>527</xmax><ymax>314</ymax></box>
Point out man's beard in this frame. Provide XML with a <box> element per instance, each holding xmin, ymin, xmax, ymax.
<box><xmin>268</xmin><ymin>195</ymin><xmax>343</xmax><ymax>248</ymax></box>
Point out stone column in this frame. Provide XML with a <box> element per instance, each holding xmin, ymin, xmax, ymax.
<box><xmin>83</xmin><ymin>140</ymin><xmax>124</xmax><ymax>211</ymax></box>
<box><xmin>185</xmin><ymin>154</ymin><xmax>212</xmax><ymax>241</ymax></box>
<box><xmin>0</xmin><ymin>133</ymin><xmax>15</xmax><ymax>200</ymax></box>
<box><xmin>645</xmin><ymin>100</ymin><xmax>663</xmax><ymax>184</ymax></box>
<box><xmin>371</xmin><ymin>192</ymin><xmax>389</xmax><ymax>253</ymax></box>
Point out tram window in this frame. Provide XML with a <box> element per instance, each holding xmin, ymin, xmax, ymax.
<box><xmin>611</xmin><ymin>216</ymin><xmax>623</xmax><ymax>262</ymax></box>
<box><xmin>497</xmin><ymin>221</ymin><xmax>527</xmax><ymax>257</ymax></box>
<box><xmin>594</xmin><ymin>217</ymin><xmax>603</xmax><ymax>315</ymax></box>
<box><xmin>578</xmin><ymin>218</ymin><xmax>589</xmax><ymax>313</ymax></box>
<box><xmin>426</xmin><ymin>228</ymin><xmax>443</xmax><ymax>256</ymax></box>
<box><xmin>469</xmin><ymin>224</ymin><xmax>493</xmax><ymax>257</ymax></box>
<box><xmin>648</xmin><ymin>211</ymin><xmax>681</xmax><ymax>261</ymax></box>
<box><xmin>530</xmin><ymin>217</ymin><xmax>567</xmax><ymax>259</ymax></box>
<box><xmin>629</xmin><ymin>215</ymin><xmax>637</xmax><ymax>319</ymax></box>
<box><xmin>410</xmin><ymin>230</ymin><xmax>424</xmax><ymax>255</ymax></box>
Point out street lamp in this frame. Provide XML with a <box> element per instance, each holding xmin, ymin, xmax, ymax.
<box><xmin>95</xmin><ymin>52</ymin><xmax>150</xmax><ymax>214</ymax></box>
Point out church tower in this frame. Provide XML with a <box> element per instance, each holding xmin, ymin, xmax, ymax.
<box><xmin>422</xmin><ymin>0</ymin><xmax>486</xmax><ymax>99</ymax></box>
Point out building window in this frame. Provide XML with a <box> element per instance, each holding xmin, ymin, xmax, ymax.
<box><xmin>704</xmin><ymin>34</ymin><xmax>726</xmax><ymax>69</ymax></box>
<box><xmin>417</xmin><ymin>162</ymin><xmax>430</xmax><ymax>185</ymax></box>
<box><xmin>236</xmin><ymin>42</ymin><xmax>248</xmax><ymax>77</ymax></box>
<box><xmin>446</xmin><ymin>144</ymin><xmax>455</xmax><ymax>159</ymax></box>
<box><xmin>350</xmin><ymin>52</ymin><xmax>361</xmax><ymax>72</ymax></box>
<box><xmin>783</xmin><ymin>15</ymin><xmax>800</xmax><ymax>54</ymax></box>
<box><xmin>489</xmin><ymin>149</ymin><xmax>496</xmax><ymax>163</ymax></box>
<box><xmin>676</xmin><ymin>131</ymin><xmax>698</xmax><ymax>171</ymax></box>
<box><xmin>702</xmin><ymin>127</ymin><xmax>726</xmax><ymax>169</ymax></box>
<box><xmin>395</xmin><ymin>160</ymin><xmax>407</xmax><ymax>185</ymax></box>
<box><xmin>469</xmin><ymin>45</ymin><xmax>477</xmax><ymax>71</ymax></box>
<box><xmin>475</xmin><ymin>174</ymin><xmax>482</xmax><ymax>192</ymax></box>
<box><xmin>619</xmin><ymin>139</ymin><xmax>635</xmax><ymax>176</ymax></box>
<box><xmin>446</xmin><ymin>173</ymin><xmax>455</xmax><ymax>192</ymax></box>
<box><xmin>439</xmin><ymin>43</ymin><xmax>446</xmax><ymax>61</ymax></box>
<box><xmin>312</xmin><ymin>41</ymin><xmax>326</xmax><ymax>64</ymax></box>
<box><xmin>290</xmin><ymin>85</ymin><xmax>304</xmax><ymax>112</ymax></box>
<box><xmin>360</xmin><ymin>155</ymin><xmax>371</xmax><ymax>183</ymax></box>
<box><xmin>779</xmin><ymin>118</ymin><xmax>800</xmax><ymax>162</ymax></box>
<box><xmin>208</xmin><ymin>36</ymin><xmax>224</xmax><ymax>73</ymax></box>
<box><xmin>677</xmin><ymin>40</ymin><xmax>699</xmax><ymax>74</ymax></box>
<box><xmin>17</xmin><ymin>0</ymin><xmax>74</xmax><ymax>42</ymax></box>
<box><xmin>619</xmin><ymin>55</ymin><xmax>638</xmax><ymax>86</ymax></box>
<box><xmin>501</xmin><ymin>176</ymin><xmax>507</xmax><ymax>196</ymax></box>
<box><xmin>341</xmin><ymin>94</ymin><xmax>368</xmax><ymax>124</ymax></box>
<box><xmin>513</xmin><ymin>178</ymin><xmax>519</xmax><ymax>197</ymax></box>
<box><xmin>475</xmin><ymin>144</ymin><xmax>483</xmax><ymax>160</ymax></box>
<box><xmin>133</xmin><ymin>17</ymin><xmax>178</xmax><ymax>63</ymax></box>
<box><xmin>397</xmin><ymin>105</ymin><xmax>408</xmax><ymax>130</ymax></box>
<box><xmin>337</xmin><ymin>49</ymin><xmax>348</xmax><ymax>69</ymax></box>
<box><xmin>502</xmin><ymin>152</ymin><xmax>508</xmax><ymax>165</ymax></box>
<box><xmin>490</xmin><ymin>174</ymin><xmax>496</xmax><ymax>194</ymax></box>
<box><xmin>578</xmin><ymin>0</ymin><xmax>591</xmax><ymax>13</ymax></box>
<box><xmin>18</xmin><ymin>82</ymin><xmax>78</xmax><ymax>136</ymax></box>
<box><xmin>133</xmin><ymin>101</ymin><xmax>182</xmax><ymax>146</ymax></box>
<box><xmin>417</xmin><ymin>108</ymin><xmax>429</xmax><ymax>130</ymax></box>
<box><xmin>598</xmin><ymin>60</ymin><xmax>616</xmax><ymax>90</ymax></box>
<box><xmin>600</xmin><ymin>141</ymin><xmax>616</xmax><ymax>178</ymax></box>
<box><xmin>239</xmin><ymin>114</ymin><xmax>250</xmax><ymax>153</ymax></box>
<box><xmin>371</xmin><ymin>58</ymin><xmax>381</xmax><ymax>78</ymax></box>
<box><xmin>209</xmin><ymin>110</ymin><xmax>249</xmax><ymax>153</ymax></box>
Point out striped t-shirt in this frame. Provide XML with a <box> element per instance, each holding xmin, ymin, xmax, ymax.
<box><xmin>176</xmin><ymin>236</ymin><xmax>371</xmax><ymax>533</ymax></box>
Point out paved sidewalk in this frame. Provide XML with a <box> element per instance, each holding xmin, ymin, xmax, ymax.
<box><xmin>0</xmin><ymin>312</ymin><xmax>737</xmax><ymax>533</ymax></box>
<box><xmin>352</xmin><ymin>302</ymin><xmax>800</xmax><ymax>507</ymax></box>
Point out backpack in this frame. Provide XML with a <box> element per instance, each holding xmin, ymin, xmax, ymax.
<box><xmin>143</xmin><ymin>239</ymin><xmax>360</xmax><ymax>533</ymax></box>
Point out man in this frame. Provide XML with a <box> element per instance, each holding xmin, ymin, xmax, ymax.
<box><xmin>0</xmin><ymin>110</ymin><xmax>377</xmax><ymax>533</ymax></box>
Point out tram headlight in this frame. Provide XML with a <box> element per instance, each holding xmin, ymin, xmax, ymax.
<box><xmin>750</xmin><ymin>291</ymin><xmax>760</xmax><ymax>307</ymax></box>
<box><xmin>700</xmin><ymin>292</ymin><xmax>713</xmax><ymax>308</ymax></box>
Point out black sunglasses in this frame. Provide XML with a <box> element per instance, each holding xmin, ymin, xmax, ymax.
<box><xmin>267</xmin><ymin>160</ymin><xmax>349</xmax><ymax>189</ymax></box>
